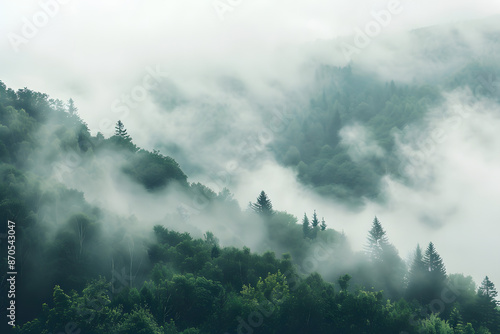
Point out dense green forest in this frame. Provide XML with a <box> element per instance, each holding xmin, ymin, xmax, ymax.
<box><xmin>1</xmin><ymin>55</ymin><xmax>499</xmax><ymax>334</ymax></box>
<box><xmin>270</xmin><ymin>60</ymin><xmax>500</xmax><ymax>205</ymax></box>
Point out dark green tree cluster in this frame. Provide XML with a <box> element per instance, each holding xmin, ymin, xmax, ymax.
<box><xmin>270</xmin><ymin>60</ymin><xmax>499</xmax><ymax>205</ymax></box>
<box><xmin>17</xmin><ymin>220</ymin><xmax>500</xmax><ymax>333</ymax></box>
<box><xmin>271</xmin><ymin>65</ymin><xmax>442</xmax><ymax>204</ymax></box>
<box><xmin>123</xmin><ymin>148</ymin><xmax>188</xmax><ymax>190</ymax></box>
<box><xmin>0</xmin><ymin>82</ymin><xmax>202</xmax><ymax>330</ymax></box>
<box><xmin>406</xmin><ymin>242</ymin><xmax>447</xmax><ymax>305</ymax></box>
<box><xmin>302</xmin><ymin>210</ymin><xmax>327</xmax><ymax>239</ymax></box>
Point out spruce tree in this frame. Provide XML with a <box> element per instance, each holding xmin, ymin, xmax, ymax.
<box><xmin>478</xmin><ymin>276</ymin><xmax>498</xmax><ymax>301</ymax></box>
<box><xmin>406</xmin><ymin>244</ymin><xmax>427</xmax><ymax>302</ymax></box>
<box><xmin>115</xmin><ymin>120</ymin><xmax>131</xmax><ymax>140</ymax></box>
<box><xmin>311</xmin><ymin>210</ymin><xmax>319</xmax><ymax>228</ymax></box>
<box><xmin>410</xmin><ymin>244</ymin><xmax>426</xmax><ymax>277</ymax></box>
<box><xmin>449</xmin><ymin>306</ymin><xmax>463</xmax><ymax>329</ymax></box>
<box><xmin>311</xmin><ymin>210</ymin><xmax>320</xmax><ymax>239</ymax></box>
<box><xmin>338</xmin><ymin>274</ymin><xmax>352</xmax><ymax>292</ymax></box>
<box><xmin>68</xmin><ymin>98</ymin><xmax>78</xmax><ymax>115</ymax></box>
<box><xmin>251</xmin><ymin>191</ymin><xmax>274</xmax><ymax>217</ymax></box>
<box><xmin>320</xmin><ymin>217</ymin><xmax>327</xmax><ymax>231</ymax></box>
<box><xmin>364</xmin><ymin>217</ymin><xmax>405</xmax><ymax>299</ymax></box>
<box><xmin>302</xmin><ymin>213</ymin><xmax>310</xmax><ymax>238</ymax></box>
<box><xmin>422</xmin><ymin>242</ymin><xmax>447</xmax><ymax>304</ymax></box>
<box><xmin>423</xmin><ymin>242</ymin><xmax>446</xmax><ymax>278</ymax></box>
<box><xmin>365</xmin><ymin>216</ymin><xmax>389</xmax><ymax>261</ymax></box>
<box><xmin>476</xmin><ymin>276</ymin><xmax>500</xmax><ymax>332</ymax></box>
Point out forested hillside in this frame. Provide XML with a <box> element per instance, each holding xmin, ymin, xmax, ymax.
<box><xmin>269</xmin><ymin>58</ymin><xmax>500</xmax><ymax>205</ymax></box>
<box><xmin>0</xmin><ymin>74</ymin><xmax>499</xmax><ymax>334</ymax></box>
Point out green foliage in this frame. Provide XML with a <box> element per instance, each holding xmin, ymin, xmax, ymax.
<box><xmin>478</xmin><ymin>276</ymin><xmax>498</xmax><ymax>300</ymax></box>
<box><xmin>407</xmin><ymin>244</ymin><xmax>427</xmax><ymax>302</ymax></box>
<box><xmin>423</xmin><ymin>242</ymin><xmax>448</xmax><ymax>303</ymax></box>
<box><xmin>424</xmin><ymin>242</ymin><xmax>447</xmax><ymax>278</ymax></box>
<box><xmin>283</xmin><ymin>145</ymin><xmax>301</xmax><ymax>165</ymax></box>
<box><xmin>320</xmin><ymin>217</ymin><xmax>327</xmax><ymax>231</ymax></box>
<box><xmin>365</xmin><ymin>216</ymin><xmax>389</xmax><ymax>261</ymax></box>
<box><xmin>271</xmin><ymin>66</ymin><xmax>442</xmax><ymax>203</ymax></box>
<box><xmin>118</xmin><ymin>307</ymin><xmax>163</xmax><ymax>334</ymax></box>
<box><xmin>16</xmin><ymin>220</ymin><xmax>500</xmax><ymax>334</ymax></box>
<box><xmin>302</xmin><ymin>213</ymin><xmax>310</xmax><ymax>238</ymax></box>
<box><xmin>241</xmin><ymin>270</ymin><xmax>290</xmax><ymax>308</ymax></box>
<box><xmin>15</xmin><ymin>279</ymin><xmax>122</xmax><ymax>334</ymax></box>
<box><xmin>250</xmin><ymin>190</ymin><xmax>274</xmax><ymax>217</ymax></box>
<box><xmin>338</xmin><ymin>274</ymin><xmax>351</xmax><ymax>292</ymax></box>
<box><xmin>310</xmin><ymin>210</ymin><xmax>320</xmax><ymax>239</ymax></box>
<box><xmin>2</xmin><ymin>79</ymin><xmax>500</xmax><ymax>334</ymax></box>
<box><xmin>106</xmin><ymin>134</ymin><xmax>138</xmax><ymax>152</ymax></box>
<box><xmin>475</xmin><ymin>276</ymin><xmax>500</xmax><ymax>332</ymax></box>
<box><xmin>123</xmin><ymin>149</ymin><xmax>188</xmax><ymax>190</ymax></box>
<box><xmin>114</xmin><ymin>120</ymin><xmax>130</xmax><ymax>140</ymax></box>
<box><xmin>362</xmin><ymin>217</ymin><xmax>405</xmax><ymax>299</ymax></box>
<box><xmin>419</xmin><ymin>313</ymin><xmax>454</xmax><ymax>333</ymax></box>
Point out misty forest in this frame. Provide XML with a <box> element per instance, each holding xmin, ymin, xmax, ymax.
<box><xmin>1</xmin><ymin>3</ymin><xmax>500</xmax><ymax>334</ymax></box>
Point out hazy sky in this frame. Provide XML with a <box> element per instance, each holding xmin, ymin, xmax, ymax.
<box><xmin>1</xmin><ymin>0</ymin><xmax>500</xmax><ymax>290</ymax></box>
<box><xmin>1</xmin><ymin>0</ymin><xmax>498</xmax><ymax>135</ymax></box>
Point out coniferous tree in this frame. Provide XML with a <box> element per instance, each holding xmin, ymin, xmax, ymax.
<box><xmin>320</xmin><ymin>217</ymin><xmax>327</xmax><ymax>231</ymax></box>
<box><xmin>478</xmin><ymin>276</ymin><xmax>498</xmax><ymax>301</ymax></box>
<box><xmin>363</xmin><ymin>217</ymin><xmax>405</xmax><ymax>299</ymax></box>
<box><xmin>406</xmin><ymin>244</ymin><xmax>427</xmax><ymax>303</ymax></box>
<box><xmin>449</xmin><ymin>306</ymin><xmax>463</xmax><ymax>329</ymax></box>
<box><xmin>302</xmin><ymin>213</ymin><xmax>310</xmax><ymax>238</ymax></box>
<box><xmin>311</xmin><ymin>210</ymin><xmax>319</xmax><ymax>228</ymax></box>
<box><xmin>67</xmin><ymin>98</ymin><xmax>78</xmax><ymax>115</ymax></box>
<box><xmin>251</xmin><ymin>190</ymin><xmax>274</xmax><ymax>217</ymax></box>
<box><xmin>476</xmin><ymin>276</ymin><xmax>500</xmax><ymax>332</ymax></box>
<box><xmin>110</xmin><ymin>120</ymin><xmax>137</xmax><ymax>152</ymax></box>
<box><xmin>115</xmin><ymin>120</ymin><xmax>131</xmax><ymax>140</ymax></box>
<box><xmin>422</xmin><ymin>242</ymin><xmax>447</xmax><ymax>304</ymax></box>
<box><xmin>365</xmin><ymin>216</ymin><xmax>388</xmax><ymax>261</ymax></box>
<box><xmin>311</xmin><ymin>210</ymin><xmax>320</xmax><ymax>239</ymax></box>
<box><xmin>66</xmin><ymin>98</ymin><xmax>88</xmax><ymax>129</ymax></box>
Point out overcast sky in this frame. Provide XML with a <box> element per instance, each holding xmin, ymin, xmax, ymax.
<box><xmin>1</xmin><ymin>0</ymin><xmax>500</xmax><ymax>290</ymax></box>
<box><xmin>1</xmin><ymin>0</ymin><xmax>498</xmax><ymax>134</ymax></box>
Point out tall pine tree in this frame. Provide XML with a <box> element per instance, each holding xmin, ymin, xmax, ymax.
<box><xmin>251</xmin><ymin>191</ymin><xmax>274</xmax><ymax>217</ymax></box>
<box><xmin>364</xmin><ymin>217</ymin><xmax>405</xmax><ymax>299</ymax></box>
<box><xmin>320</xmin><ymin>217</ymin><xmax>327</xmax><ymax>231</ymax></box>
<box><xmin>311</xmin><ymin>210</ymin><xmax>320</xmax><ymax>239</ymax></box>
<box><xmin>406</xmin><ymin>244</ymin><xmax>427</xmax><ymax>303</ymax></box>
<box><xmin>476</xmin><ymin>276</ymin><xmax>500</xmax><ymax>332</ymax></box>
<box><xmin>422</xmin><ymin>242</ymin><xmax>447</xmax><ymax>305</ymax></box>
<box><xmin>423</xmin><ymin>242</ymin><xmax>446</xmax><ymax>278</ymax></box>
<box><xmin>115</xmin><ymin>120</ymin><xmax>130</xmax><ymax>140</ymax></box>
<box><xmin>478</xmin><ymin>276</ymin><xmax>498</xmax><ymax>300</ymax></box>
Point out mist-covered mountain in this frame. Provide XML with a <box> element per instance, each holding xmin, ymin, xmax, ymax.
<box><xmin>148</xmin><ymin>15</ymin><xmax>500</xmax><ymax>207</ymax></box>
<box><xmin>1</xmin><ymin>5</ymin><xmax>500</xmax><ymax>334</ymax></box>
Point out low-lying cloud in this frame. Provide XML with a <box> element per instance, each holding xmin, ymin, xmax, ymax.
<box><xmin>1</xmin><ymin>0</ymin><xmax>500</xmax><ymax>293</ymax></box>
